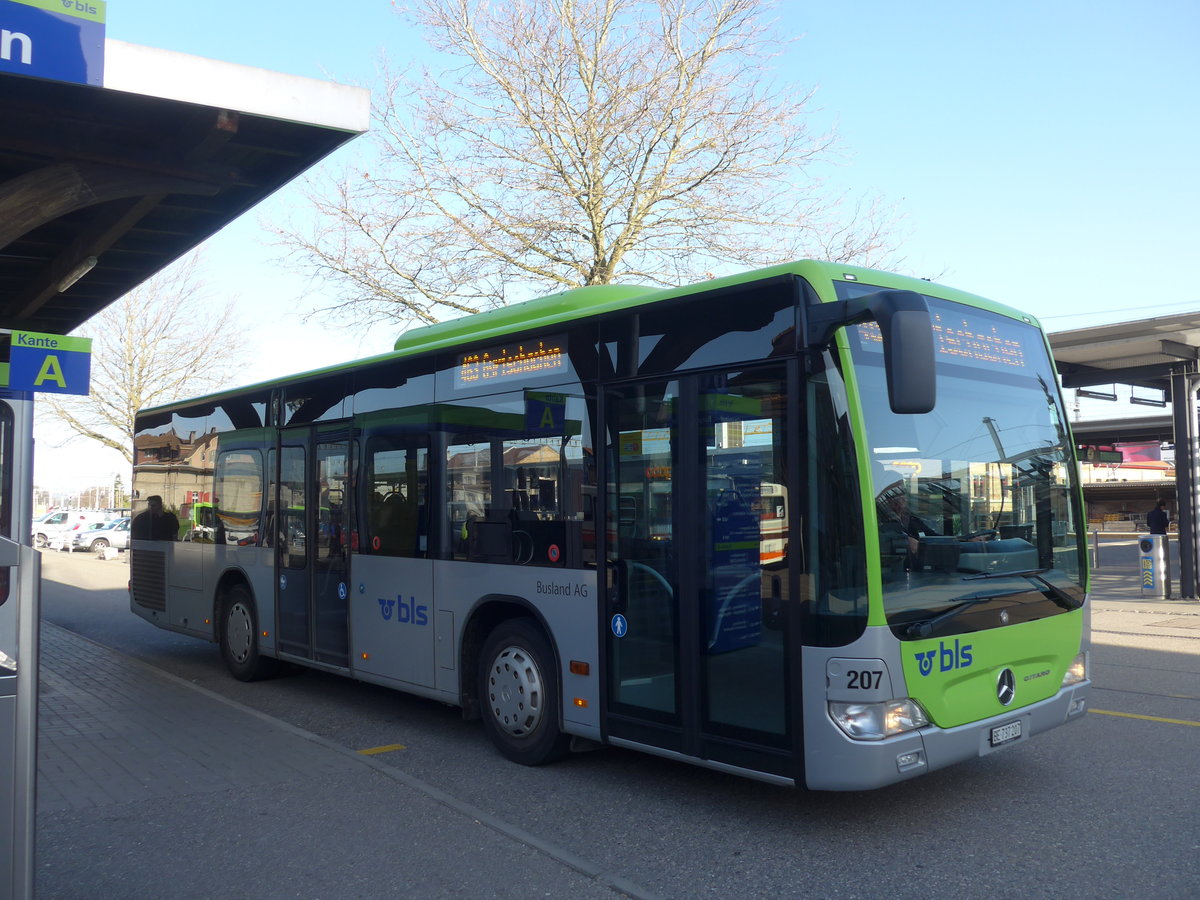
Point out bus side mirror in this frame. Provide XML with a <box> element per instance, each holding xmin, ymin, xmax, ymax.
<box><xmin>807</xmin><ymin>289</ymin><xmax>936</xmax><ymax>414</ymax></box>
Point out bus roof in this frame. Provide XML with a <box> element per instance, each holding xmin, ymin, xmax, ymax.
<box><xmin>140</xmin><ymin>259</ymin><xmax>1028</xmax><ymax>417</ymax></box>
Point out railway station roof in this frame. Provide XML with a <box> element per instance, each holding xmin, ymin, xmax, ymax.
<box><xmin>1050</xmin><ymin>310</ymin><xmax>1200</xmax><ymax>391</ymax></box>
<box><xmin>1067</xmin><ymin>414</ymin><xmax>1175</xmax><ymax>445</ymax></box>
<box><xmin>0</xmin><ymin>40</ymin><xmax>370</xmax><ymax>335</ymax></box>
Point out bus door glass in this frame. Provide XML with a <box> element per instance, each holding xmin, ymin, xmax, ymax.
<box><xmin>606</xmin><ymin>381</ymin><xmax>681</xmax><ymax>727</ymax></box>
<box><xmin>605</xmin><ymin>369</ymin><xmax>793</xmax><ymax>770</ymax></box>
<box><xmin>273</xmin><ymin>429</ymin><xmax>352</xmax><ymax>668</ymax></box>
<box><xmin>274</xmin><ymin>439</ymin><xmax>310</xmax><ymax>658</ymax></box>
<box><xmin>313</xmin><ymin>435</ymin><xmax>350</xmax><ymax>667</ymax></box>
<box><xmin>698</xmin><ymin>371</ymin><xmax>790</xmax><ymax>744</ymax></box>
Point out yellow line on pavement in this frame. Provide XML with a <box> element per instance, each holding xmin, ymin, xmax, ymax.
<box><xmin>358</xmin><ymin>743</ymin><xmax>408</xmax><ymax>755</ymax></box>
<box><xmin>1090</xmin><ymin>708</ymin><xmax>1200</xmax><ymax>727</ymax></box>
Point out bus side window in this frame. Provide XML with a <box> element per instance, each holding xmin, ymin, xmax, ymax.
<box><xmin>365</xmin><ymin>436</ymin><xmax>428</xmax><ymax>558</ymax></box>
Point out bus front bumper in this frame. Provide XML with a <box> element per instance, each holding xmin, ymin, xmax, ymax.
<box><xmin>804</xmin><ymin>681</ymin><xmax>1090</xmax><ymax>791</ymax></box>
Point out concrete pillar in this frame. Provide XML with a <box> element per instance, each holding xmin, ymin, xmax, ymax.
<box><xmin>1170</xmin><ymin>370</ymin><xmax>1200</xmax><ymax>599</ymax></box>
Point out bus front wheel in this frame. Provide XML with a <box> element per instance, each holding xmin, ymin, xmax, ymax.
<box><xmin>220</xmin><ymin>585</ymin><xmax>278</xmax><ymax>682</ymax></box>
<box><xmin>478</xmin><ymin>619</ymin><xmax>570</xmax><ymax>766</ymax></box>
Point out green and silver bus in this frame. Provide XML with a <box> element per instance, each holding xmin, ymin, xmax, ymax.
<box><xmin>130</xmin><ymin>260</ymin><xmax>1090</xmax><ymax>789</ymax></box>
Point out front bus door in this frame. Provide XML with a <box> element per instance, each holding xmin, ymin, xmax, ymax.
<box><xmin>604</xmin><ymin>367</ymin><xmax>795</xmax><ymax>779</ymax></box>
<box><xmin>275</xmin><ymin>426</ymin><xmax>352</xmax><ymax>668</ymax></box>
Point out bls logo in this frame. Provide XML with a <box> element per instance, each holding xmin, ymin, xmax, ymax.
<box><xmin>378</xmin><ymin>595</ymin><xmax>429</xmax><ymax>626</ymax></box>
<box><xmin>61</xmin><ymin>1</ymin><xmax>100</xmax><ymax>13</ymax></box>
<box><xmin>914</xmin><ymin>639</ymin><xmax>974</xmax><ymax>676</ymax></box>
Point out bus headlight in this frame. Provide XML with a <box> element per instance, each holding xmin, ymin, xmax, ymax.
<box><xmin>1061</xmin><ymin>651</ymin><xmax>1088</xmax><ymax>687</ymax></box>
<box><xmin>829</xmin><ymin>698</ymin><xmax>929</xmax><ymax>741</ymax></box>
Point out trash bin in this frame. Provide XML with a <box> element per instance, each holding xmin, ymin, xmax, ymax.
<box><xmin>1139</xmin><ymin>535</ymin><xmax>1171</xmax><ymax>599</ymax></box>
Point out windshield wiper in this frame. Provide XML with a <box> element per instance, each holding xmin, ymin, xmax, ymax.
<box><xmin>963</xmin><ymin>568</ymin><xmax>1081</xmax><ymax>610</ymax></box>
<box><xmin>903</xmin><ymin>587</ymin><xmax>1033</xmax><ymax>639</ymax></box>
<box><xmin>962</xmin><ymin>566</ymin><xmax>1050</xmax><ymax>580</ymax></box>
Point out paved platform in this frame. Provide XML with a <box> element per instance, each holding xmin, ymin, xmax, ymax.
<box><xmin>35</xmin><ymin>620</ymin><xmax>635</xmax><ymax>900</ymax></box>
<box><xmin>29</xmin><ymin>545</ymin><xmax>1199</xmax><ymax>898</ymax></box>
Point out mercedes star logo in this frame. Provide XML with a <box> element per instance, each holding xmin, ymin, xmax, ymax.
<box><xmin>997</xmin><ymin>668</ymin><xmax>1016</xmax><ymax>706</ymax></box>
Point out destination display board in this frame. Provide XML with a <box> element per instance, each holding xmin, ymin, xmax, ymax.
<box><xmin>456</xmin><ymin>335</ymin><xmax>567</xmax><ymax>389</ymax></box>
<box><xmin>852</xmin><ymin>295</ymin><xmax>1035</xmax><ymax>375</ymax></box>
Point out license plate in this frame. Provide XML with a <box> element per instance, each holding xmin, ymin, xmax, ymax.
<box><xmin>989</xmin><ymin>720</ymin><xmax>1022</xmax><ymax>747</ymax></box>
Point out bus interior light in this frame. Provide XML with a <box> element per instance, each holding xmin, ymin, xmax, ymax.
<box><xmin>829</xmin><ymin>698</ymin><xmax>929</xmax><ymax>741</ymax></box>
<box><xmin>1061</xmin><ymin>651</ymin><xmax>1088</xmax><ymax>687</ymax></box>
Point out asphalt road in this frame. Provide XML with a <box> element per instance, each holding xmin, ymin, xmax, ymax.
<box><xmin>36</xmin><ymin>548</ymin><xmax>1200</xmax><ymax>899</ymax></box>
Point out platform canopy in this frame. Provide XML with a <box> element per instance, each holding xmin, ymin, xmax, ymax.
<box><xmin>1050</xmin><ymin>310</ymin><xmax>1200</xmax><ymax>599</ymax></box>
<box><xmin>0</xmin><ymin>40</ymin><xmax>370</xmax><ymax>335</ymax></box>
<box><xmin>1050</xmin><ymin>310</ymin><xmax>1200</xmax><ymax>391</ymax></box>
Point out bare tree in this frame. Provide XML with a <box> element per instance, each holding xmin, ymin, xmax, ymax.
<box><xmin>41</xmin><ymin>255</ymin><xmax>247</xmax><ymax>466</ymax></box>
<box><xmin>273</xmin><ymin>0</ymin><xmax>900</xmax><ymax>328</ymax></box>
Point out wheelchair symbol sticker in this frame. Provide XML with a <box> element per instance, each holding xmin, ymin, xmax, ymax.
<box><xmin>611</xmin><ymin>614</ymin><xmax>628</xmax><ymax>638</ymax></box>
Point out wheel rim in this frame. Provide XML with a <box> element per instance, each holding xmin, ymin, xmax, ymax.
<box><xmin>93</xmin><ymin>539</ymin><xmax>108</xmax><ymax>552</ymax></box>
<box><xmin>35</xmin><ymin>534</ymin><xmax>46</xmax><ymax>548</ymax></box>
<box><xmin>486</xmin><ymin>644</ymin><xmax>544</xmax><ymax>737</ymax></box>
<box><xmin>226</xmin><ymin>602</ymin><xmax>253</xmax><ymax>664</ymax></box>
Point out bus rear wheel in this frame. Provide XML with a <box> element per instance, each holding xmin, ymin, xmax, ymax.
<box><xmin>478</xmin><ymin>618</ymin><xmax>570</xmax><ymax>766</ymax></box>
<box><xmin>220</xmin><ymin>585</ymin><xmax>278</xmax><ymax>682</ymax></box>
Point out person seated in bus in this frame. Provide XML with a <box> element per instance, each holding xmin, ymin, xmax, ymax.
<box><xmin>131</xmin><ymin>495</ymin><xmax>179</xmax><ymax>541</ymax></box>
<box><xmin>876</xmin><ymin>485</ymin><xmax>935</xmax><ymax>571</ymax></box>
<box><xmin>377</xmin><ymin>490</ymin><xmax>419</xmax><ymax>556</ymax></box>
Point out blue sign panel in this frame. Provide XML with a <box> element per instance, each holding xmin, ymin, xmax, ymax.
<box><xmin>706</xmin><ymin>489</ymin><xmax>762</xmax><ymax>653</ymax></box>
<box><xmin>8</xmin><ymin>331</ymin><xmax>92</xmax><ymax>395</ymax></box>
<box><xmin>525</xmin><ymin>390</ymin><xmax>566</xmax><ymax>437</ymax></box>
<box><xmin>0</xmin><ymin>0</ymin><xmax>106</xmax><ymax>87</ymax></box>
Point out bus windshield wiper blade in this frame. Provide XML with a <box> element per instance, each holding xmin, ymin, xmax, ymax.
<box><xmin>962</xmin><ymin>567</ymin><xmax>1051</xmax><ymax>581</ymax></box>
<box><xmin>903</xmin><ymin>588</ymin><xmax>1032</xmax><ymax>639</ymax></box>
<box><xmin>963</xmin><ymin>567</ymin><xmax>1081</xmax><ymax>610</ymax></box>
<box><xmin>1025</xmin><ymin>571</ymin><xmax>1082</xmax><ymax>610</ymax></box>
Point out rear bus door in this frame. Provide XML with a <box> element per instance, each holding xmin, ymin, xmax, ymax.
<box><xmin>274</xmin><ymin>425</ymin><xmax>352</xmax><ymax>668</ymax></box>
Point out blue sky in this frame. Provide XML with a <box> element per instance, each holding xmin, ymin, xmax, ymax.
<box><xmin>33</xmin><ymin>0</ymin><xmax>1200</xmax><ymax>491</ymax></box>
<box><xmin>101</xmin><ymin>0</ymin><xmax>1199</xmax><ymax>337</ymax></box>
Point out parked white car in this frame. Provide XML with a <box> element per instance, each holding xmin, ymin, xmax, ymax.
<box><xmin>33</xmin><ymin>510</ymin><xmax>119</xmax><ymax>549</ymax></box>
<box><xmin>72</xmin><ymin>517</ymin><xmax>131</xmax><ymax>553</ymax></box>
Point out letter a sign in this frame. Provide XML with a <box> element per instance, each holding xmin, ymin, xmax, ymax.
<box><xmin>7</xmin><ymin>330</ymin><xmax>92</xmax><ymax>395</ymax></box>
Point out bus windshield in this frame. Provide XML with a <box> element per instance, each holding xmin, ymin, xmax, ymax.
<box><xmin>841</xmin><ymin>287</ymin><xmax>1086</xmax><ymax>639</ymax></box>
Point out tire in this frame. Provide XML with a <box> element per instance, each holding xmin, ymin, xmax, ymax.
<box><xmin>34</xmin><ymin>533</ymin><xmax>47</xmax><ymax>549</ymax></box>
<box><xmin>91</xmin><ymin>538</ymin><xmax>109</xmax><ymax>554</ymax></box>
<box><xmin>478</xmin><ymin>618</ymin><xmax>570</xmax><ymax>766</ymax></box>
<box><xmin>219</xmin><ymin>585</ymin><xmax>278</xmax><ymax>682</ymax></box>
